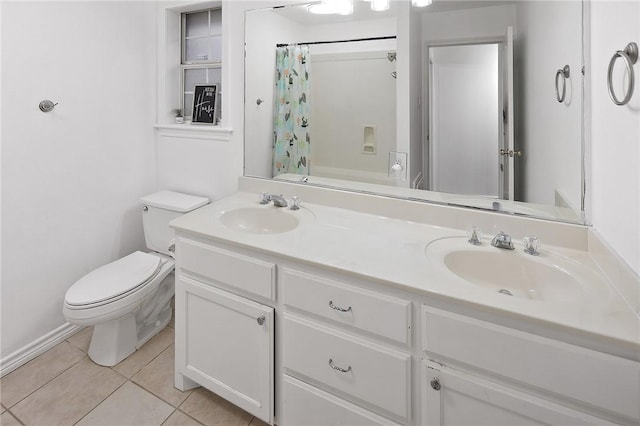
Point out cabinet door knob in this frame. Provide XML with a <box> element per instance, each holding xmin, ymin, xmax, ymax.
<box><xmin>430</xmin><ymin>377</ymin><xmax>441</xmax><ymax>391</ymax></box>
<box><xmin>257</xmin><ymin>316</ymin><xmax>265</xmax><ymax>326</ymax></box>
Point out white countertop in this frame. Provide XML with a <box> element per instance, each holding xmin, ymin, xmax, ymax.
<box><xmin>171</xmin><ymin>191</ymin><xmax>640</xmax><ymax>361</ymax></box>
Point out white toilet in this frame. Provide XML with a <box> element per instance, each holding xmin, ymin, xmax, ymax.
<box><xmin>63</xmin><ymin>191</ymin><xmax>208</xmax><ymax>366</ymax></box>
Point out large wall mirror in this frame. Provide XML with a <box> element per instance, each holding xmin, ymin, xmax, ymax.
<box><xmin>244</xmin><ymin>0</ymin><xmax>585</xmax><ymax>224</ymax></box>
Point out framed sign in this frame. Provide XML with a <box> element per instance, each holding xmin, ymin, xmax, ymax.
<box><xmin>192</xmin><ymin>84</ymin><xmax>217</xmax><ymax>124</ymax></box>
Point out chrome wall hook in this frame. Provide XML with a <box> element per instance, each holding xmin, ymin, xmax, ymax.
<box><xmin>555</xmin><ymin>65</ymin><xmax>570</xmax><ymax>103</ymax></box>
<box><xmin>607</xmin><ymin>42</ymin><xmax>638</xmax><ymax>106</ymax></box>
<box><xmin>39</xmin><ymin>100</ymin><xmax>58</xmax><ymax>113</ymax></box>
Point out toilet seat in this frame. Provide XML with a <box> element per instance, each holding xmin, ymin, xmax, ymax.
<box><xmin>65</xmin><ymin>251</ymin><xmax>162</xmax><ymax>310</ymax></box>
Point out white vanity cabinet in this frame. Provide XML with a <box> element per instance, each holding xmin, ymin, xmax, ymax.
<box><xmin>280</xmin><ymin>268</ymin><xmax>413</xmax><ymax>425</ymax></box>
<box><xmin>422</xmin><ymin>307</ymin><xmax>640</xmax><ymax>425</ymax></box>
<box><xmin>422</xmin><ymin>361</ymin><xmax>612</xmax><ymax>426</ymax></box>
<box><xmin>174</xmin><ymin>237</ymin><xmax>275</xmax><ymax>424</ymax></box>
<box><xmin>172</xmin><ymin>226</ymin><xmax>639</xmax><ymax>426</ymax></box>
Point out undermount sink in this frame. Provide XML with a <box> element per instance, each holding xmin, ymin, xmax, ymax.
<box><xmin>220</xmin><ymin>206</ymin><xmax>310</xmax><ymax>234</ymax></box>
<box><xmin>426</xmin><ymin>237</ymin><xmax>609</xmax><ymax>303</ymax></box>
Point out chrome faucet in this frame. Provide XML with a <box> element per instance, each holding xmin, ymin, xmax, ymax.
<box><xmin>259</xmin><ymin>193</ymin><xmax>288</xmax><ymax>208</ymax></box>
<box><xmin>491</xmin><ymin>231</ymin><xmax>515</xmax><ymax>250</ymax></box>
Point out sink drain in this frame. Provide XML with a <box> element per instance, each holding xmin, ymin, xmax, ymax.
<box><xmin>498</xmin><ymin>289</ymin><xmax>513</xmax><ymax>296</ymax></box>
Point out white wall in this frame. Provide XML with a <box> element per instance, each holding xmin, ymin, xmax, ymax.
<box><xmin>589</xmin><ymin>0</ymin><xmax>640</xmax><ymax>275</ymax></box>
<box><xmin>1</xmin><ymin>1</ymin><xmax>157</xmax><ymax>359</ymax></box>
<box><xmin>244</xmin><ymin>8</ymin><xmax>305</xmax><ymax>178</ymax></box>
<box><xmin>421</xmin><ymin>4</ymin><xmax>516</xmax><ymax>43</ymax></box>
<box><xmin>408</xmin><ymin>6</ymin><xmax>423</xmax><ymax>188</ymax></box>
<box><xmin>515</xmin><ymin>0</ymin><xmax>583</xmax><ymax>209</ymax></box>
<box><xmin>155</xmin><ymin>0</ymin><xmax>241</xmax><ymax>203</ymax></box>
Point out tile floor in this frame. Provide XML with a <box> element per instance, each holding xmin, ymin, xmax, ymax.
<box><xmin>0</xmin><ymin>315</ymin><xmax>269</xmax><ymax>426</ymax></box>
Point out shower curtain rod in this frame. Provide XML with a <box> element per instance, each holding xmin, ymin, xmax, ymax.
<box><xmin>276</xmin><ymin>35</ymin><xmax>396</xmax><ymax>48</ymax></box>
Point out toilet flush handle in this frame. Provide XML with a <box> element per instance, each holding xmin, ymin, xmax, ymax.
<box><xmin>168</xmin><ymin>244</ymin><xmax>175</xmax><ymax>254</ymax></box>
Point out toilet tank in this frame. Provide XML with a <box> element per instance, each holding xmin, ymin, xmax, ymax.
<box><xmin>140</xmin><ymin>191</ymin><xmax>209</xmax><ymax>256</ymax></box>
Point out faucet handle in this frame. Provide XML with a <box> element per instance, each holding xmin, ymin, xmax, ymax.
<box><xmin>491</xmin><ymin>231</ymin><xmax>515</xmax><ymax>250</ymax></box>
<box><xmin>259</xmin><ymin>192</ymin><xmax>270</xmax><ymax>205</ymax></box>
<box><xmin>523</xmin><ymin>236</ymin><xmax>541</xmax><ymax>256</ymax></box>
<box><xmin>466</xmin><ymin>226</ymin><xmax>482</xmax><ymax>245</ymax></box>
<box><xmin>289</xmin><ymin>196</ymin><xmax>301</xmax><ymax>210</ymax></box>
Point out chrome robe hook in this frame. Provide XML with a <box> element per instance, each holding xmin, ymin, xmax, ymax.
<box><xmin>39</xmin><ymin>100</ymin><xmax>58</xmax><ymax>112</ymax></box>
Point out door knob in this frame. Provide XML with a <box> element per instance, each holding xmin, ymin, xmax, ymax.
<box><xmin>257</xmin><ymin>316</ymin><xmax>265</xmax><ymax>325</ymax></box>
<box><xmin>499</xmin><ymin>149</ymin><xmax>522</xmax><ymax>158</ymax></box>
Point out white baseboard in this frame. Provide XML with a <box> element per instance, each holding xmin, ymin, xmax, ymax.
<box><xmin>0</xmin><ymin>322</ymin><xmax>83</xmax><ymax>378</ymax></box>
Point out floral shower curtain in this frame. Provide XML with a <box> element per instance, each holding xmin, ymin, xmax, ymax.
<box><xmin>273</xmin><ymin>45</ymin><xmax>311</xmax><ymax>177</ymax></box>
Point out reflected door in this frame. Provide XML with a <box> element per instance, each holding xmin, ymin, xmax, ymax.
<box><xmin>427</xmin><ymin>43</ymin><xmax>504</xmax><ymax>198</ymax></box>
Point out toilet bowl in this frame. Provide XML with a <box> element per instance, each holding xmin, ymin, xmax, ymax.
<box><xmin>63</xmin><ymin>191</ymin><xmax>208</xmax><ymax>366</ymax></box>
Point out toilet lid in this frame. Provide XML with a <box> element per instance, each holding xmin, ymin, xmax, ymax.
<box><xmin>65</xmin><ymin>251</ymin><xmax>161</xmax><ymax>307</ymax></box>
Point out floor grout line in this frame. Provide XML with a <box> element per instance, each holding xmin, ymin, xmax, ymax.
<box><xmin>71</xmin><ymin>379</ymin><xmax>129</xmax><ymax>426</ymax></box>
<box><xmin>129</xmin><ymin>345</ymin><xmax>195</xmax><ymax>410</ymax></box>
<box><xmin>4</xmin><ymin>407</ymin><xmax>27</xmax><ymax>426</ymax></box>
<box><xmin>1</xmin><ymin>307</ymin><xmax>247</xmax><ymax>426</ymax></box>
<box><xmin>159</xmin><ymin>407</ymin><xmax>179</xmax><ymax>426</ymax></box>
<box><xmin>1</xmin><ymin>351</ymin><xmax>89</xmax><ymax>411</ymax></box>
<box><xmin>175</xmin><ymin>407</ymin><xmax>207</xmax><ymax>426</ymax></box>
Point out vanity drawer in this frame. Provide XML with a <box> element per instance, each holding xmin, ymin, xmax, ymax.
<box><xmin>178</xmin><ymin>238</ymin><xmax>275</xmax><ymax>300</ymax></box>
<box><xmin>282</xmin><ymin>375</ymin><xmax>402</xmax><ymax>426</ymax></box>
<box><xmin>283</xmin><ymin>313</ymin><xmax>411</xmax><ymax>422</ymax></box>
<box><xmin>282</xmin><ymin>268</ymin><xmax>411</xmax><ymax>345</ymax></box>
<box><xmin>422</xmin><ymin>306</ymin><xmax>640</xmax><ymax>423</ymax></box>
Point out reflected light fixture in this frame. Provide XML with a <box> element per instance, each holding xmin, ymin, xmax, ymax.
<box><xmin>411</xmin><ymin>0</ymin><xmax>433</xmax><ymax>7</ymax></box>
<box><xmin>333</xmin><ymin>0</ymin><xmax>354</xmax><ymax>15</ymax></box>
<box><xmin>371</xmin><ymin>0</ymin><xmax>390</xmax><ymax>12</ymax></box>
<box><xmin>306</xmin><ymin>0</ymin><xmax>355</xmax><ymax>15</ymax></box>
<box><xmin>307</xmin><ymin>3</ymin><xmax>337</xmax><ymax>14</ymax></box>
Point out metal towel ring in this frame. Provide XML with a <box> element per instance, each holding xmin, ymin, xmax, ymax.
<box><xmin>607</xmin><ymin>42</ymin><xmax>638</xmax><ymax>106</ymax></box>
<box><xmin>555</xmin><ymin>65</ymin><xmax>570</xmax><ymax>103</ymax></box>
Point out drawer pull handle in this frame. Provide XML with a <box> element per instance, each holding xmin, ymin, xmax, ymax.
<box><xmin>329</xmin><ymin>300</ymin><xmax>352</xmax><ymax>313</ymax></box>
<box><xmin>328</xmin><ymin>358</ymin><xmax>352</xmax><ymax>373</ymax></box>
<box><xmin>430</xmin><ymin>377</ymin><xmax>441</xmax><ymax>391</ymax></box>
<box><xmin>257</xmin><ymin>316</ymin><xmax>265</xmax><ymax>326</ymax></box>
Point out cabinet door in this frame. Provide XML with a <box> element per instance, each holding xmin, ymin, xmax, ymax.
<box><xmin>176</xmin><ymin>276</ymin><xmax>274</xmax><ymax>423</ymax></box>
<box><xmin>423</xmin><ymin>361</ymin><xmax>612</xmax><ymax>426</ymax></box>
